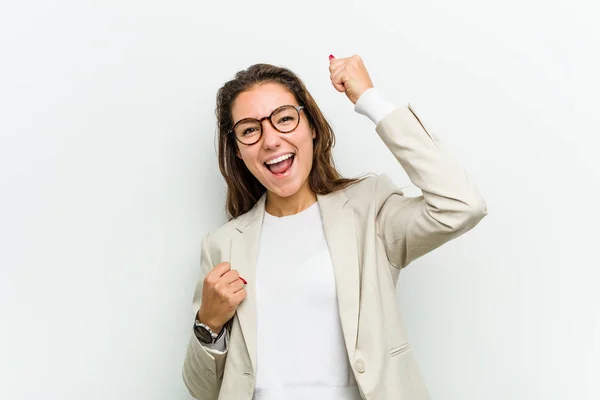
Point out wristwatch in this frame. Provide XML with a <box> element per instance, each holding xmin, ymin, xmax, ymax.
<box><xmin>194</xmin><ymin>319</ymin><xmax>225</xmax><ymax>344</ymax></box>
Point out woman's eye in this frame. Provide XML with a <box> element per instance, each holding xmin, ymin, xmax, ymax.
<box><xmin>243</xmin><ymin>127</ymin><xmax>257</xmax><ymax>136</ymax></box>
<box><xmin>278</xmin><ymin>116</ymin><xmax>293</xmax><ymax>124</ymax></box>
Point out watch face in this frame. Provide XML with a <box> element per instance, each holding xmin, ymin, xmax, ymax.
<box><xmin>194</xmin><ymin>324</ymin><xmax>214</xmax><ymax>344</ymax></box>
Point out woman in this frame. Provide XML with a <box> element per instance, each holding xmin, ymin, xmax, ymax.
<box><xmin>182</xmin><ymin>55</ymin><xmax>487</xmax><ymax>400</ymax></box>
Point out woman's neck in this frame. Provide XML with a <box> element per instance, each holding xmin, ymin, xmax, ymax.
<box><xmin>265</xmin><ymin>184</ymin><xmax>317</xmax><ymax>218</ymax></box>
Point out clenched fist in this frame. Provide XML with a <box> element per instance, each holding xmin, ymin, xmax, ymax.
<box><xmin>197</xmin><ymin>262</ymin><xmax>247</xmax><ymax>334</ymax></box>
<box><xmin>329</xmin><ymin>54</ymin><xmax>374</xmax><ymax>104</ymax></box>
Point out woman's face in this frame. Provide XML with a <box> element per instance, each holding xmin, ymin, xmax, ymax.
<box><xmin>231</xmin><ymin>83</ymin><xmax>315</xmax><ymax>199</ymax></box>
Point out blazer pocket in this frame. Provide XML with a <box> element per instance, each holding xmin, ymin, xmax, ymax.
<box><xmin>389</xmin><ymin>342</ymin><xmax>411</xmax><ymax>358</ymax></box>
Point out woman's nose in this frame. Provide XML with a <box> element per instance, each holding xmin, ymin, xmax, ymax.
<box><xmin>261</xmin><ymin>120</ymin><xmax>281</xmax><ymax>149</ymax></box>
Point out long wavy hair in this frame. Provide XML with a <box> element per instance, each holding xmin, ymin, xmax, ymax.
<box><xmin>216</xmin><ymin>63</ymin><xmax>363</xmax><ymax>220</ymax></box>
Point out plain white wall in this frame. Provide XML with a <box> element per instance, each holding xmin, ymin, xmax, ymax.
<box><xmin>1</xmin><ymin>0</ymin><xmax>598</xmax><ymax>399</ymax></box>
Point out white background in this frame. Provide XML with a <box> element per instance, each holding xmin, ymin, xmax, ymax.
<box><xmin>1</xmin><ymin>0</ymin><xmax>599</xmax><ymax>399</ymax></box>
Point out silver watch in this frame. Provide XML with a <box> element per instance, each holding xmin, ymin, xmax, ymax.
<box><xmin>194</xmin><ymin>320</ymin><xmax>224</xmax><ymax>344</ymax></box>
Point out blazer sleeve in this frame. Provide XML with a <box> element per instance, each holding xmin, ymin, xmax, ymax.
<box><xmin>374</xmin><ymin>104</ymin><xmax>488</xmax><ymax>269</ymax></box>
<box><xmin>182</xmin><ymin>232</ymin><xmax>228</xmax><ymax>399</ymax></box>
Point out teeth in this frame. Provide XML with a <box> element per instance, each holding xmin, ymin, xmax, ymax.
<box><xmin>265</xmin><ymin>153</ymin><xmax>293</xmax><ymax>165</ymax></box>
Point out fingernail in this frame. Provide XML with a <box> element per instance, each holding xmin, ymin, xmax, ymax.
<box><xmin>240</xmin><ymin>277</ymin><xmax>247</xmax><ymax>284</ymax></box>
<box><xmin>329</xmin><ymin>54</ymin><xmax>335</xmax><ymax>61</ymax></box>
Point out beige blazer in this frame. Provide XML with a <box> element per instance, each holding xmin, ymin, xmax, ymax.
<box><xmin>183</xmin><ymin>104</ymin><xmax>488</xmax><ymax>399</ymax></box>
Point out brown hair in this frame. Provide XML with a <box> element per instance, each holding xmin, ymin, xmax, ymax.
<box><xmin>216</xmin><ymin>63</ymin><xmax>363</xmax><ymax>220</ymax></box>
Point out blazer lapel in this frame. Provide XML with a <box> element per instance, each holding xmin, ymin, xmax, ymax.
<box><xmin>230</xmin><ymin>194</ymin><xmax>266</xmax><ymax>374</ymax></box>
<box><xmin>317</xmin><ymin>190</ymin><xmax>360</xmax><ymax>359</ymax></box>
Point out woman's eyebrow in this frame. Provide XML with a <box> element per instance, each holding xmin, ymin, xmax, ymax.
<box><xmin>235</xmin><ymin>104</ymin><xmax>298</xmax><ymax>122</ymax></box>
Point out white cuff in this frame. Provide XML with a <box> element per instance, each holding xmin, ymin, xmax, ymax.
<box><xmin>354</xmin><ymin>87</ymin><xmax>403</xmax><ymax>125</ymax></box>
<box><xmin>200</xmin><ymin>327</ymin><xmax>228</xmax><ymax>354</ymax></box>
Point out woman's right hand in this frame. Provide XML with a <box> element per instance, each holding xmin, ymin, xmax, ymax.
<box><xmin>197</xmin><ymin>261</ymin><xmax>247</xmax><ymax>333</ymax></box>
<box><xmin>329</xmin><ymin>54</ymin><xmax>374</xmax><ymax>105</ymax></box>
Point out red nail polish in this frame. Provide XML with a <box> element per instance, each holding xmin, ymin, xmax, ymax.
<box><xmin>240</xmin><ymin>277</ymin><xmax>247</xmax><ymax>284</ymax></box>
<box><xmin>329</xmin><ymin>54</ymin><xmax>335</xmax><ymax>61</ymax></box>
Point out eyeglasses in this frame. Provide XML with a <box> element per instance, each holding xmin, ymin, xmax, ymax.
<box><xmin>229</xmin><ymin>105</ymin><xmax>305</xmax><ymax>146</ymax></box>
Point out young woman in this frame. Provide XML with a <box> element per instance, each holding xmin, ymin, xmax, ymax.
<box><xmin>182</xmin><ymin>55</ymin><xmax>487</xmax><ymax>400</ymax></box>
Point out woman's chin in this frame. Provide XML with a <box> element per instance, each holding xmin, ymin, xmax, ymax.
<box><xmin>267</xmin><ymin>186</ymin><xmax>298</xmax><ymax>199</ymax></box>
<box><xmin>265</xmin><ymin>180</ymin><xmax>303</xmax><ymax>199</ymax></box>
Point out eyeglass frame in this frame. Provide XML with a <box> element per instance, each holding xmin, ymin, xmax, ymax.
<box><xmin>228</xmin><ymin>104</ymin><xmax>305</xmax><ymax>146</ymax></box>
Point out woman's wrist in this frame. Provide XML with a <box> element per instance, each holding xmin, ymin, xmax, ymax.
<box><xmin>196</xmin><ymin>309</ymin><xmax>224</xmax><ymax>334</ymax></box>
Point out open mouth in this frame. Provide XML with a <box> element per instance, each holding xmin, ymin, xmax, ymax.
<box><xmin>265</xmin><ymin>153</ymin><xmax>295</xmax><ymax>176</ymax></box>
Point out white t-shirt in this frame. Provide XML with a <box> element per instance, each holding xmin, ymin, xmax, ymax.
<box><xmin>252</xmin><ymin>202</ymin><xmax>362</xmax><ymax>400</ymax></box>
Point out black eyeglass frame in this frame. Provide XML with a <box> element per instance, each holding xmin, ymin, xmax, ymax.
<box><xmin>228</xmin><ymin>105</ymin><xmax>305</xmax><ymax>146</ymax></box>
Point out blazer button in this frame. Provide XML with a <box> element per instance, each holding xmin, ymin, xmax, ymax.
<box><xmin>355</xmin><ymin>359</ymin><xmax>366</xmax><ymax>373</ymax></box>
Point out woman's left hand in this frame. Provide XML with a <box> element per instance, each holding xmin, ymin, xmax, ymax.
<box><xmin>329</xmin><ymin>55</ymin><xmax>374</xmax><ymax>104</ymax></box>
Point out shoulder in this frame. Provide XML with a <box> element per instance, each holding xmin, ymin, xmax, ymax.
<box><xmin>342</xmin><ymin>174</ymin><xmax>407</xmax><ymax>209</ymax></box>
<box><xmin>203</xmin><ymin>196</ymin><xmax>265</xmax><ymax>250</ymax></box>
<box><xmin>199</xmin><ymin>217</ymin><xmax>243</xmax><ymax>265</ymax></box>
<box><xmin>204</xmin><ymin>219</ymin><xmax>237</xmax><ymax>245</ymax></box>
